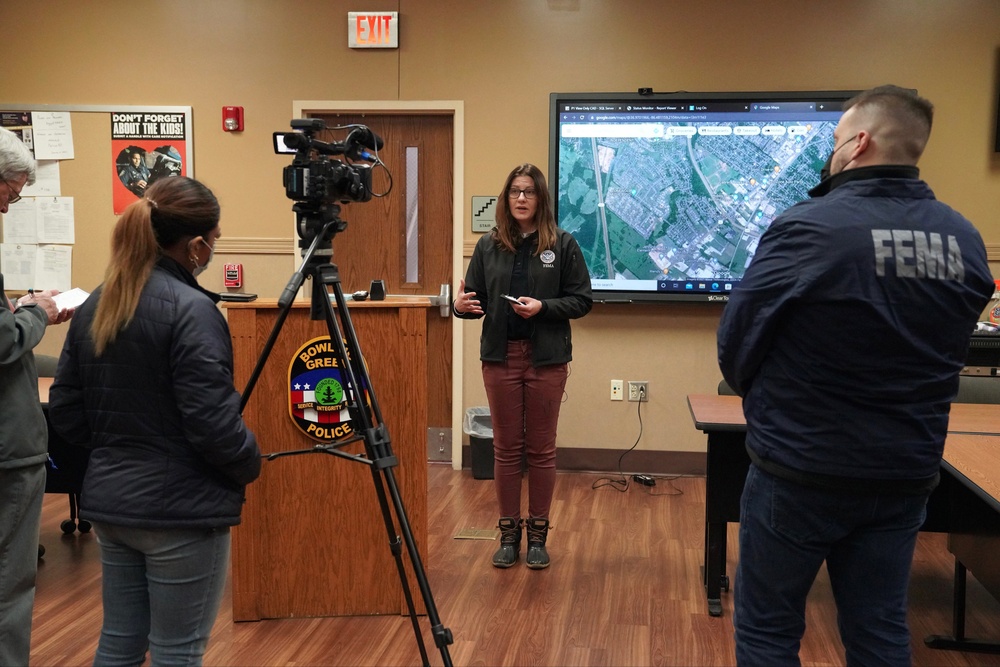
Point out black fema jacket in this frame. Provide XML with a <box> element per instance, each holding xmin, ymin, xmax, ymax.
<box><xmin>718</xmin><ymin>166</ymin><xmax>994</xmax><ymax>491</ymax></box>
<box><xmin>456</xmin><ymin>227</ymin><xmax>592</xmax><ymax>366</ymax></box>
<box><xmin>48</xmin><ymin>257</ymin><xmax>261</xmax><ymax>529</ymax></box>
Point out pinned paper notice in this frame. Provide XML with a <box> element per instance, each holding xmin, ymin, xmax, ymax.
<box><xmin>31</xmin><ymin>112</ymin><xmax>74</xmax><ymax>160</ymax></box>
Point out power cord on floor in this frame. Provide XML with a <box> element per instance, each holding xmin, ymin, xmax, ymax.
<box><xmin>592</xmin><ymin>385</ymin><xmax>686</xmax><ymax>496</ymax></box>
<box><xmin>592</xmin><ymin>393</ymin><xmax>644</xmax><ymax>492</ymax></box>
<box><xmin>641</xmin><ymin>474</ymin><xmax>685</xmax><ymax>496</ymax></box>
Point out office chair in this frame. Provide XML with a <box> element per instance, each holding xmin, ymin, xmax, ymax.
<box><xmin>36</xmin><ymin>353</ymin><xmax>91</xmax><ymax>557</ymax></box>
<box><xmin>35</xmin><ymin>353</ymin><xmax>59</xmax><ymax>377</ymax></box>
<box><xmin>717</xmin><ymin>379</ymin><xmax>737</xmax><ymax>396</ymax></box>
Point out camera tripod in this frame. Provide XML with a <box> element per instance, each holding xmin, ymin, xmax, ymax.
<box><xmin>239</xmin><ymin>214</ymin><xmax>454</xmax><ymax>667</ymax></box>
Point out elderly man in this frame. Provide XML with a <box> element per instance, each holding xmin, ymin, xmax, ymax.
<box><xmin>0</xmin><ymin>126</ymin><xmax>73</xmax><ymax>666</ymax></box>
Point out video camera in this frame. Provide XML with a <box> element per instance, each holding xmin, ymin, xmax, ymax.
<box><xmin>273</xmin><ymin>119</ymin><xmax>380</xmax><ymax>205</ymax></box>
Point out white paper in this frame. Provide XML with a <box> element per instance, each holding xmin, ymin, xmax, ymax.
<box><xmin>34</xmin><ymin>244</ymin><xmax>73</xmax><ymax>293</ymax></box>
<box><xmin>1</xmin><ymin>199</ymin><xmax>38</xmax><ymax>244</ymax></box>
<box><xmin>21</xmin><ymin>161</ymin><xmax>61</xmax><ymax>197</ymax></box>
<box><xmin>31</xmin><ymin>112</ymin><xmax>74</xmax><ymax>160</ymax></box>
<box><xmin>36</xmin><ymin>197</ymin><xmax>74</xmax><ymax>244</ymax></box>
<box><xmin>53</xmin><ymin>287</ymin><xmax>89</xmax><ymax>310</ymax></box>
<box><xmin>0</xmin><ymin>243</ymin><xmax>37</xmax><ymax>290</ymax></box>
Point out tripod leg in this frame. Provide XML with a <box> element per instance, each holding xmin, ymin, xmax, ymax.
<box><xmin>313</xmin><ymin>266</ymin><xmax>454</xmax><ymax>666</ymax></box>
<box><xmin>378</xmin><ymin>464</ymin><xmax>455</xmax><ymax>665</ymax></box>
<box><xmin>368</xmin><ymin>462</ymin><xmax>432</xmax><ymax>666</ymax></box>
<box><xmin>238</xmin><ymin>225</ymin><xmax>329</xmax><ymax>412</ymax></box>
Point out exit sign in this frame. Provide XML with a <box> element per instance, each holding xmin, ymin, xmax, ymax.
<box><xmin>348</xmin><ymin>11</ymin><xmax>398</xmax><ymax>49</ymax></box>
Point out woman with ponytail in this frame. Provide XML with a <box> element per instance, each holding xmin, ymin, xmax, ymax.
<box><xmin>49</xmin><ymin>176</ymin><xmax>261</xmax><ymax>666</ymax></box>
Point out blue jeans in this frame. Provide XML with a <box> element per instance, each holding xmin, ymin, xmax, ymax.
<box><xmin>92</xmin><ymin>522</ymin><xmax>231</xmax><ymax>667</ymax></box>
<box><xmin>734</xmin><ymin>464</ymin><xmax>928</xmax><ymax>667</ymax></box>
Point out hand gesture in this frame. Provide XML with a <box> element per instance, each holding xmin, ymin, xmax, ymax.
<box><xmin>454</xmin><ymin>279</ymin><xmax>483</xmax><ymax>315</ymax></box>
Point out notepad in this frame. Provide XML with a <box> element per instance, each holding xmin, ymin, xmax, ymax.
<box><xmin>53</xmin><ymin>287</ymin><xmax>89</xmax><ymax>310</ymax></box>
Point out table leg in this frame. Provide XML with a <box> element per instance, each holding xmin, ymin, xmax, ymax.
<box><xmin>702</xmin><ymin>430</ymin><xmax>746</xmax><ymax>617</ymax></box>
<box><xmin>705</xmin><ymin>520</ymin><xmax>727</xmax><ymax>617</ymax></box>
<box><xmin>926</xmin><ymin>559</ymin><xmax>1000</xmax><ymax>653</ymax></box>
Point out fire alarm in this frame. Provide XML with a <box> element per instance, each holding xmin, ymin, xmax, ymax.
<box><xmin>222</xmin><ymin>106</ymin><xmax>244</xmax><ymax>132</ymax></box>
<box><xmin>224</xmin><ymin>263</ymin><xmax>243</xmax><ymax>287</ymax></box>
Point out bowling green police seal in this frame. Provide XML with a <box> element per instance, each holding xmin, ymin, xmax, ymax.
<box><xmin>288</xmin><ymin>336</ymin><xmax>362</xmax><ymax>442</ymax></box>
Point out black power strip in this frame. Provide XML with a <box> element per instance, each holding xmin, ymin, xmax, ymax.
<box><xmin>631</xmin><ymin>474</ymin><xmax>656</xmax><ymax>487</ymax></box>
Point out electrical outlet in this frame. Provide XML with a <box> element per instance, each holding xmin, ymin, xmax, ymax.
<box><xmin>610</xmin><ymin>379</ymin><xmax>624</xmax><ymax>401</ymax></box>
<box><xmin>628</xmin><ymin>381</ymin><xmax>649</xmax><ymax>402</ymax></box>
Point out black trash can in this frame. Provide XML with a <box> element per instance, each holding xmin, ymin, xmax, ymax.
<box><xmin>463</xmin><ymin>407</ymin><xmax>494</xmax><ymax>480</ymax></box>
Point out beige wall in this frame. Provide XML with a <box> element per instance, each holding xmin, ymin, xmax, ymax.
<box><xmin>5</xmin><ymin>0</ymin><xmax>1000</xmax><ymax>456</ymax></box>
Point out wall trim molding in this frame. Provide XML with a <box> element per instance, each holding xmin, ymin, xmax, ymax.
<box><xmin>215</xmin><ymin>237</ymin><xmax>293</xmax><ymax>254</ymax></box>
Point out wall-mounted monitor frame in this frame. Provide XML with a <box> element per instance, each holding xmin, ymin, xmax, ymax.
<box><xmin>549</xmin><ymin>89</ymin><xmax>859</xmax><ymax>303</ymax></box>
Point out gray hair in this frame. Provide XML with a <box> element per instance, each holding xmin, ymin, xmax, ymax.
<box><xmin>0</xmin><ymin>127</ymin><xmax>37</xmax><ymax>185</ymax></box>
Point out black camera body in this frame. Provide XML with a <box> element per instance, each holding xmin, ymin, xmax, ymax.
<box><xmin>275</xmin><ymin>119</ymin><xmax>374</xmax><ymax>205</ymax></box>
<box><xmin>283</xmin><ymin>158</ymin><xmax>372</xmax><ymax>204</ymax></box>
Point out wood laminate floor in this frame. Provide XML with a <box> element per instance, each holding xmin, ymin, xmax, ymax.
<box><xmin>30</xmin><ymin>463</ymin><xmax>1000</xmax><ymax>666</ymax></box>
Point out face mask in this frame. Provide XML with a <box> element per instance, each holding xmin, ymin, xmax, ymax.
<box><xmin>192</xmin><ymin>238</ymin><xmax>215</xmax><ymax>277</ymax></box>
<box><xmin>819</xmin><ymin>152</ymin><xmax>833</xmax><ymax>181</ymax></box>
<box><xmin>820</xmin><ymin>134</ymin><xmax>858</xmax><ymax>181</ymax></box>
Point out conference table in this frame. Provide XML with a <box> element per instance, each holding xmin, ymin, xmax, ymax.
<box><xmin>926</xmin><ymin>432</ymin><xmax>1000</xmax><ymax>652</ymax></box>
<box><xmin>687</xmin><ymin>392</ymin><xmax>1000</xmax><ymax>652</ymax></box>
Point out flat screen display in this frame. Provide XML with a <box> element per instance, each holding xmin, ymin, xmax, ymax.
<box><xmin>550</xmin><ymin>90</ymin><xmax>859</xmax><ymax>303</ymax></box>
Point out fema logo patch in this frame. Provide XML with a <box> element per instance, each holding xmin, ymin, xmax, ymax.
<box><xmin>540</xmin><ymin>249</ymin><xmax>555</xmax><ymax>266</ymax></box>
<box><xmin>288</xmin><ymin>336</ymin><xmax>364</xmax><ymax>442</ymax></box>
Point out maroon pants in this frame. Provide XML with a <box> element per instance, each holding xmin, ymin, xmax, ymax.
<box><xmin>482</xmin><ymin>341</ymin><xmax>568</xmax><ymax>519</ymax></box>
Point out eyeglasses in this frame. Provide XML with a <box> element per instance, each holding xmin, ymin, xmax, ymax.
<box><xmin>2</xmin><ymin>177</ymin><xmax>23</xmax><ymax>205</ymax></box>
<box><xmin>507</xmin><ymin>187</ymin><xmax>537</xmax><ymax>200</ymax></box>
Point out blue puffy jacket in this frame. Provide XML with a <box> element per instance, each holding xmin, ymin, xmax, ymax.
<box><xmin>718</xmin><ymin>166</ymin><xmax>993</xmax><ymax>489</ymax></box>
<box><xmin>49</xmin><ymin>257</ymin><xmax>261</xmax><ymax>528</ymax></box>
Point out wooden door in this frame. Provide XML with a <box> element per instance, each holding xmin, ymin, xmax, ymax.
<box><xmin>312</xmin><ymin>112</ymin><xmax>453</xmax><ymax>459</ymax></box>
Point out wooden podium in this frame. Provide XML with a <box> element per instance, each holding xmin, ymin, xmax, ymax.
<box><xmin>226</xmin><ymin>298</ymin><xmax>430</xmax><ymax>621</ymax></box>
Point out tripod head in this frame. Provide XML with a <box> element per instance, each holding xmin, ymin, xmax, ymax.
<box><xmin>293</xmin><ymin>201</ymin><xmax>345</xmax><ymax>261</ymax></box>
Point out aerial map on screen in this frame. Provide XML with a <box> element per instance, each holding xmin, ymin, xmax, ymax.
<box><xmin>552</xmin><ymin>95</ymin><xmax>850</xmax><ymax>300</ymax></box>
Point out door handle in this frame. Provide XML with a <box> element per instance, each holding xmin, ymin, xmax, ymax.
<box><xmin>384</xmin><ymin>284</ymin><xmax>452</xmax><ymax>317</ymax></box>
<box><xmin>431</xmin><ymin>283</ymin><xmax>451</xmax><ymax>318</ymax></box>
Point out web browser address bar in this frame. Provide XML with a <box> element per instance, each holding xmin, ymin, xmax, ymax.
<box><xmin>561</xmin><ymin>123</ymin><xmax>665</xmax><ymax>138</ymax></box>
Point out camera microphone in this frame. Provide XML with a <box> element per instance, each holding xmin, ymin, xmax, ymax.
<box><xmin>310</xmin><ymin>139</ymin><xmax>348</xmax><ymax>156</ymax></box>
<box><xmin>345</xmin><ymin>127</ymin><xmax>383</xmax><ymax>163</ymax></box>
<box><xmin>347</xmin><ymin>127</ymin><xmax>384</xmax><ymax>151</ymax></box>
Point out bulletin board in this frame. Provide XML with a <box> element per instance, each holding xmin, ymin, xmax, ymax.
<box><xmin>0</xmin><ymin>104</ymin><xmax>193</xmax><ymax>356</ymax></box>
